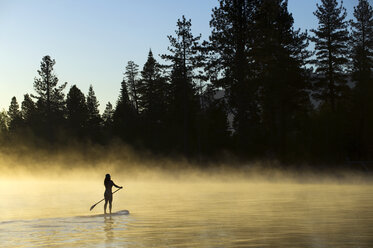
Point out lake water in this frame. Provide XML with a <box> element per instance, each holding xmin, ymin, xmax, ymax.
<box><xmin>1</xmin><ymin>179</ymin><xmax>372</xmax><ymax>247</ymax></box>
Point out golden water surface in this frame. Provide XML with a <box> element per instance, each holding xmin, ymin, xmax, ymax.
<box><xmin>1</xmin><ymin>179</ymin><xmax>372</xmax><ymax>247</ymax></box>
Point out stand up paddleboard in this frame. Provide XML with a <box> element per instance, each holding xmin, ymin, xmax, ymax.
<box><xmin>80</xmin><ymin>210</ymin><xmax>130</xmax><ymax>218</ymax></box>
<box><xmin>98</xmin><ymin>210</ymin><xmax>130</xmax><ymax>217</ymax></box>
<box><xmin>111</xmin><ymin>210</ymin><xmax>130</xmax><ymax>216</ymax></box>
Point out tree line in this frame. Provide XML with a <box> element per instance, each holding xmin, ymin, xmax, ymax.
<box><xmin>1</xmin><ymin>0</ymin><xmax>372</xmax><ymax>163</ymax></box>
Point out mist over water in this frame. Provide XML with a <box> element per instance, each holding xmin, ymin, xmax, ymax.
<box><xmin>1</xmin><ymin>148</ymin><xmax>372</xmax><ymax>247</ymax></box>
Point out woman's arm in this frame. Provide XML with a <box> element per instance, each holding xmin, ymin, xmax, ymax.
<box><xmin>113</xmin><ymin>181</ymin><xmax>123</xmax><ymax>189</ymax></box>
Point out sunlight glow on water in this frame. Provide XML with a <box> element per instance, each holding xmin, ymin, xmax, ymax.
<box><xmin>1</xmin><ymin>180</ymin><xmax>372</xmax><ymax>247</ymax></box>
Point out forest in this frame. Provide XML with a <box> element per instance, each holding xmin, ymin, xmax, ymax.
<box><xmin>0</xmin><ymin>0</ymin><xmax>372</xmax><ymax>164</ymax></box>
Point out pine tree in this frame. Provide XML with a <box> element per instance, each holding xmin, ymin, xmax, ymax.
<box><xmin>125</xmin><ymin>61</ymin><xmax>140</xmax><ymax>114</ymax></box>
<box><xmin>66</xmin><ymin>85</ymin><xmax>88</xmax><ymax>137</ymax></box>
<box><xmin>8</xmin><ymin>97</ymin><xmax>24</xmax><ymax>131</ymax></box>
<box><xmin>102</xmin><ymin>102</ymin><xmax>114</xmax><ymax>126</ymax></box>
<box><xmin>118</xmin><ymin>79</ymin><xmax>131</xmax><ymax>105</ymax></box>
<box><xmin>33</xmin><ymin>56</ymin><xmax>67</xmax><ymax>117</ymax></box>
<box><xmin>113</xmin><ymin>79</ymin><xmax>138</xmax><ymax>142</ymax></box>
<box><xmin>161</xmin><ymin>16</ymin><xmax>203</xmax><ymax>154</ymax></box>
<box><xmin>32</xmin><ymin>55</ymin><xmax>67</xmax><ymax>139</ymax></box>
<box><xmin>0</xmin><ymin>110</ymin><xmax>9</xmax><ymax>133</ymax></box>
<box><xmin>21</xmin><ymin>94</ymin><xmax>37</xmax><ymax>125</ymax></box>
<box><xmin>139</xmin><ymin>50</ymin><xmax>168</xmax><ymax>122</ymax></box>
<box><xmin>209</xmin><ymin>0</ymin><xmax>259</xmax><ymax>151</ymax></box>
<box><xmin>350</xmin><ymin>0</ymin><xmax>373</xmax><ymax>159</ymax></box>
<box><xmin>351</xmin><ymin>0</ymin><xmax>373</xmax><ymax>84</ymax></box>
<box><xmin>137</xmin><ymin>50</ymin><xmax>169</xmax><ymax>149</ymax></box>
<box><xmin>87</xmin><ymin>85</ymin><xmax>100</xmax><ymax>120</ymax></box>
<box><xmin>310</xmin><ymin>0</ymin><xmax>350</xmax><ymax>112</ymax></box>
<box><xmin>86</xmin><ymin>85</ymin><xmax>102</xmax><ymax>139</ymax></box>
<box><xmin>199</xmin><ymin>86</ymin><xmax>231</xmax><ymax>154</ymax></box>
<box><xmin>252</xmin><ymin>0</ymin><xmax>312</xmax><ymax>157</ymax></box>
<box><xmin>101</xmin><ymin>101</ymin><xmax>115</xmax><ymax>142</ymax></box>
<box><xmin>8</xmin><ymin>97</ymin><xmax>21</xmax><ymax>130</ymax></box>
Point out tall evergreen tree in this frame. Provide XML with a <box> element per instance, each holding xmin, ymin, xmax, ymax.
<box><xmin>209</xmin><ymin>0</ymin><xmax>259</xmax><ymax>152</ymax></box>
<box><xmin>21</xmin><ymin>94</ymin><xmax>37</xmax><ymax>126</ymax></box>
<box><xmin>0</xmin><ymin>110</ymin><xmax>9</xmax><ymax>133</ymax></box>
<box><xmin>86</xmin><ymin>85</ymin><xmax>100</xmax><ymax>120</ymax></box>
<box><xmin>138</xmin><ymin>50</ymin><xmax>169</xmax><ymax>149</ymax></box>
<box><xmin>252</xmin><ymin>0</ymin><xmax>312</xmax><ymax>157</ymax></box>
<box><xmin>32</xmin><ymin>55</ymin><xmax>67</xmax><ymax>139</ymax></box>
<box><xmin>8</xmin><ymin>97</ymin><xmax>20</xmax><ymax>120</ymax></box>
<box><xmin>101</xmin><ymin>101</ymin><xmax>115</xmax><ymax>142</ymax></box>
<box><xmin>310</xmin><ymin>0</ymin><xmax>350</xmax><ymax>112</ymax></box>
<box><xmin>102</xmin><ymin>102</ymin><xmax>114</xmax><ymax>127</ymax></box>
<box><xmin>125</xmin><ymin>61</ymin><xmax>140</xmax><ymax>114</ymax></box>
<box><xmin>86</xmin><ymin>85</ymin><xmax>102</xmax><ymax>139</ymax></box>
<box><xmin>117</xmin><ymin>79</ymin><xmax>132</xmax><ymax>105</ymax></box>
<box><xmin>113</xmin><ymin>79</ymin><xmax>138</xmax><ymax>142</ymax></box>
<box><xmin>161</xmin><ymin>16</ymin><xmax>203</xmax><ymax>154</ymax></box>
<box><xmin>66</xmin><ymin>85</ymin><xmax>88</xmax><ymax>138</ymax></box>
<box><xmin>350</xmin><ymin>0</ymin><xmax>373</xmax><ymax>159</ymax></box>
<box><xmin>8</xmin><ymin>96</ymin><xmax>22</xmax><ymax>130</ymax></box>
<box><xmin>351</xmin><ymin>0</ymin><xmax>373</xmax><ymax>84</ymax></box>
<box><xmin>139</xmin><ymin>50</ymin><xmax>168</xmax><ymax>122</ymax></box>
<box><xmin>199</xmin><ymin>86</ymin><xmax>231</xmax><ymax>154</ymax></box>
<box><xmin>33</xmin><ymin>56</ymin><xmax>67</xmax><ymax>117</ymax></box>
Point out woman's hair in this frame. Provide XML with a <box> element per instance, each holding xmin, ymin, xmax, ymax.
<box><xmin>104</xmin><ymin>174</ymin><xmax>111</xmax><ymax>185</ymax></box>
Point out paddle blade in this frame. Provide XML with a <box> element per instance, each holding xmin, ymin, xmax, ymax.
<box><xmin>90</xmin><ymin>204</ymin><xmax>96</xmax><ymax>211</ymax></box>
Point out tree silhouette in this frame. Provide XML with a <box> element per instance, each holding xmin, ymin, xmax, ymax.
<box><xmin>350</xmin><ymin>0</ymin><xmax>373</xmax><ymax>159</ymax></box>
<box><xmin>102</xmin><ymin>102</ymin><xmax>114</xmax><ymax>127</ymax></box>
<box><xmin>66</xmin><ymin>85</ymin><xmax>88</xmax><ymax>138</ymax></box>
<box><xmin>138</xmin><ymin>50</ymin><xmax>169</xmax><ymax>148</ymax></box>
<box><xmin>139</xmin><ymin>50</ymin><xmax>167</xmax><ymax>117</ymax></box>
<box><xmin>208</xmin><ymin>0</ymin><xmax>259</xmax><ymax>153</ymax></box>
<box><xmin>310</xmin><ymin>0</ymin><xmax>350</xmax><ymax>112</ymax></box>
<box><xmin>351</xmin><ymin>0</ymin><xmax>373</xmax><ymax>84</ymax></box>
<box><xmin>87</xmin><ymin>85</ymin><xmax>100</xmax><ymax>120</ymax></box>
<box><xmin>161</xmin><ymin>16</ymin><xmax>203</xmax><ymax>154</ymax></box>
<box><xmin>0</xmin><ymin>110</ymin><xmax>9</xmax><ymax>134</ymax></box>
<box><xmin>125</xmin><ymin>61</ymin><xmax>141</xmax><ymax>114</ymax></box>
<box><xmin>113</xmin><ymin>79</ymin><xmax>138</xmax><ymax>143</ymax></box>
<box><xmin>198</xmin><ymin>85</ymin><xmax>231</xmax><ymax>155</ymax></box>
<box><xmin>32</xmin><ymin>55</ymin><xmax>67</xmax><ymax>140</ymax></box>
<box><xmin>21</xmin><ymin>94</ymin><xmax>37</xmax><ymax>132</ymax></box>
<box><xmin>8</xmin><ymin>97</ymin><xmax>22</xmax><ymax>131</ymax></box>
<box><xmin>308</xmin><ymin>0</ymin><xmax>352</xmax><ymax>161</ymax></box>
<box><xmin>86</xmin><ymin>85</ymin><xmax>102</xmax><ymax>140</ymax></box>
<box><xmin>252</xmin><ymin>0</ymin><xmax>312</xmax><ymax>157</ymax></box>
<box><xmin>101</xmin><ymin>101</ymin><xmax>115</xmax><ymax>142</ymax></box>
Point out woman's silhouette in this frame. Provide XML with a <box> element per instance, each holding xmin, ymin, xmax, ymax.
<box><xmin>104</xmin><ymin>174</ymin><xmax>123</xmax><ymax>214</ymax></box>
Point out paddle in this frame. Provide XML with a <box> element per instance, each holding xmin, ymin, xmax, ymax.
<box><xmin>90</xmin><ymin>188</ymin><xmax>123</xmax><ymax>211</ymax></box>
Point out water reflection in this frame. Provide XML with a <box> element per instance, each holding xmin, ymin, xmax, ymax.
<box><xmin>104</xmin><ymin>216</ymin><xmax>114</xmax><ymax>243</ymax></box>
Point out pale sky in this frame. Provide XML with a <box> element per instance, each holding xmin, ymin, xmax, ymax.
<box><xmin>0</xmin><ymin>0</ymin><xmax>362</xmax><ymax>112</ymax></box>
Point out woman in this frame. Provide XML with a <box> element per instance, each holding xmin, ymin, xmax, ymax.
<box><xmin>104</xmin><ymin>174</ymin><xmax>123</xmax><ymax>214</ymax></box>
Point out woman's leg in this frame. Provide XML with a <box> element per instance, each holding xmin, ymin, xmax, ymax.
<box><xmin>104</xmin><ymin>199</ymin><xmax>108</xmax><ymax>214</ymax></box>
<box><xmin>109</xmin><ymin>199</ymin><xmax>112</xmax><ymax>214</ymax></box>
